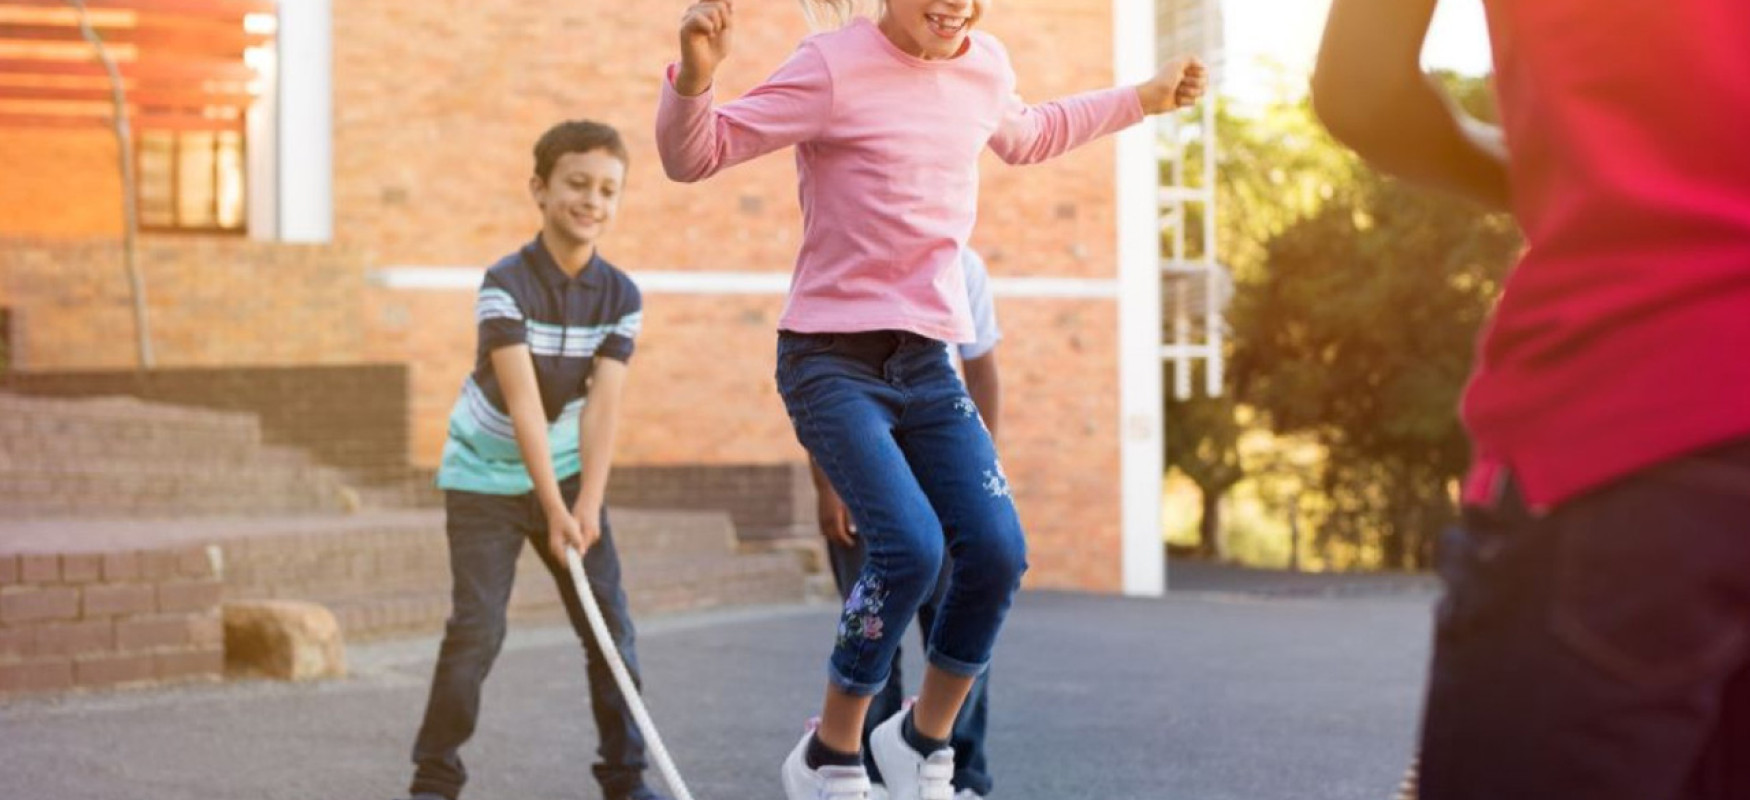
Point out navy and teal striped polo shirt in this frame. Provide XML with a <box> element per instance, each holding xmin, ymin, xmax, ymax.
<box><xmin>435</xmin><ymin>237</ymin><xmax>643</xmax><ymax>495</ymax></box>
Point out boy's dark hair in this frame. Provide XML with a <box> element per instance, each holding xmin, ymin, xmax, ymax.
<box><xmin>532</xmin><ymin>120</ymin><xmax>629</xmax><ymax>182</ymax></box>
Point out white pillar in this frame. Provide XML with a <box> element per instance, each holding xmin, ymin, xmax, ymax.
<box><xmin>1114</xmin><ymin>0</ymin><xmax>1165</xmax><ymax>596</ymax></box>
<box><xmin>246</xmin><ymin>41</ymin><xmax>278</xmax><ymax>240</ymax></box>
<box><xmin>276</xmin><ymin>0</ymin><xmax>332</xmax><ymax>243</ymax></box>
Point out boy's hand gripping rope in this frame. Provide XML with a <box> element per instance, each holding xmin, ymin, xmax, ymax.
<box><xmin>564</xmin><ymin>547</ymin><xmax>697</xmax><ymax>800</ymax></box>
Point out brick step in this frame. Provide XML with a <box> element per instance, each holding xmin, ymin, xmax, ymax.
<box><xmin>0</xmin><ymin>394</ymin><xmax>267</xmax><ymax>464</ymax></box>
<box><xmin>228</xmin><ymin>550</ymin><xmax>810</xmax><ymax>608</ymax></box>
<box><xmin>0</xmin><ymin>393</ymin><xmax>260</xmax><ymax>428</ymax></box>
<box><xmin>325</xmin><ymin>550</ymin><xmax>810</xmax><ymax>640</ymax></box>
<box><xmin>217</xmin><ymin>509</ymin><xmax>776</xmax><ymax>608</ymax></box>
<box><xmin>0</xmin><ymin>432</ymin><xmax>262</xmax><ymax>467</ymax></box>
<box><xmin>0</xmin><ymin>390</ymin><xmax>344</xmax><ymax>483</ymax></box>
<box><xmin>326</xmin><ymin>591</ymin><xmax>453</xmax><ymax>641</ymax></box>
<box><xmin>0</xmin><ymin>462</ymin><xmax>350</xmax><ymax>519</ymax></box>
<box><xmin>217</xmin><ymin>509</ymin><xmax>739</xmax><ymax>591</ymax></box>
<box><xmin>0</xmin><ymin>508</ymin><xmax>815</xmax><ymax>696</ymax></box>
<box><xmin>0</xmin><ymin>542</ymin><xmax>229</xmax><ymax>696</ymax></box>
<box><xmin>612</xmin><ymin>509</ymin><xmax>741</xmax><ymax>558</ymax></box>
<box><xmin>623</xmin><ymin>550</ymin><xmax>813</xmax><ymax>615</ymax></box>
<box><xmin>3</xmin><ymin>455</ymin><xmax>334</xmax><ymax>479</ymax></box>
<box><xmin>0</xmin><ymin>439</ymin><xmax>320</xmax><ymax>473</ymax></box>
<box><xmin>220</xmin><ymin>507</ymin><xmax>780</xmax><ymax>584</ymax></box>
<box><xmin>345</xmin><ymin>480</ymin><xmax>442</xmax><ymax>511</ymax></box>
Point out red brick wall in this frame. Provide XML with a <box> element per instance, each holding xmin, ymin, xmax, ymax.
<box><xmin>361</xmin><ymin>285</ymin><xmax>474</xmax><ymax>464</ymax></box>
<box><xmin>366</xmin><ymin>284</ymin><xmax>1122</xmax><ymax>590</ymax></box>
<box><xmin>329</xmin><ymin>1</ymin><xmax>813</xmax><ymax>271</ymax></box>
<box><xmin>341</xmin><ymin>0</ymin><xmax>1127</xmax><ymax>590</ymax></box>
<box><xmin>0</xmin><ymin>546</ymin><xmax>224</xmax><ymax>695</ymax></box>
<box><xmin>976</xmin><ymin>2</ymin><xmax>1128</xmax><ymax>280</ymax></box>
<box><xmin>0</xmin><ymin>0</ymin><xmax>1130</xmax><ymax>592</ymax></box>
<box><xmin>0</xmin><ymin>129</ymin><xmax>121</xmax><ymax>238</ymax></box>
<box><xmin>609</xmin><ymin>462</ymin><xmax>817</xmax><ymax>544</ymax></box>
<box><xmin>363</xmin><ymin>289</ymin><xmax>799</xmax><ymax>470</ymax></box>
<box><xmin>0</xmin><ymin>237</ymin><xmax>368</xmax><ymax>369</ymax></box>
<box><xmin>330</xmin><ymin>1</ymin><xmax>1122</xmax><ymax>278</ymax></box>
<box><xmin>998</xmin><ymin>298</ymin><xmax>1124</xmax><ymax>590</ymax></box>
<box><xmin>1</xmin><ymin>2</ymin><xmax>1125</xmax><ymax>276</ymax></box>
<box><xmin>213</xmin><ymin>508</ymin><xmax>802</xmax><ymax>641</ymax></box>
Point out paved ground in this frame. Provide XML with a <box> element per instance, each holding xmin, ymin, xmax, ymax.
<box><xmin>1167</xmin><ymin>560</ymin><xmax>1441</xmax><ymax>597</ymax></box>
<box><xmin>0</xmin><ymin>570</ymin><xmax>1440</xmax><ymax>800</ymax></box>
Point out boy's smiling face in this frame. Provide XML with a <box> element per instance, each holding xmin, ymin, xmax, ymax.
<box><xmin>530</xmin><ymin>148</ymin><xmax>625</xmax><ymax>251</ymax></box>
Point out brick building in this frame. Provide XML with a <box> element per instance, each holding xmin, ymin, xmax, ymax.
<box><xmin>0</xmin><ymin>0</ymin><xmax>1183</xmax><ymax>594</ymax></box>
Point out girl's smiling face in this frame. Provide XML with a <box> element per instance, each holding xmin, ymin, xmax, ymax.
<box><xmin>878</xmin><ymin>0</ymin><xmax>986</xmax><ymax>60</ymax></box>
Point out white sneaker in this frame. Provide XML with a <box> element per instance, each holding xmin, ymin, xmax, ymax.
<box><xmin>868</xmin><ymin>710</ymin><xmax>955</xmax><ymax>800</ymax></box>
<box><xmin>952</xmin><ymin>792</ymin><xmax>984</xmax><ymax>800</ymax></box>
<box><xmin>782</xmin><ymin>726</ymin><xmax>873</xmax><ymax>800</ymax></box>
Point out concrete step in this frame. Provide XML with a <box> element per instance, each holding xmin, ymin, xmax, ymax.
<box><xmin>0</xmin><ymin>393</ymin><xmax>265</xmax><ymax>465</ymax></box>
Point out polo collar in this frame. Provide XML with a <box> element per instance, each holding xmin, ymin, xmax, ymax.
<box><xmin>522</xmin><ymin>235</ymin><xmax>606</xmax><ymax>289</ymax></box>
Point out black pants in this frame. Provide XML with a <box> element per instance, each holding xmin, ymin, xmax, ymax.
<box><xmin>1420</xmin><ymin>438</ymin><xmax>1750</xmax><ymax>799</ymax></box>
<box><xmin>409</xmin><ymin>476</ymin><xmax>649</xmax><ymax>799</ymax></box>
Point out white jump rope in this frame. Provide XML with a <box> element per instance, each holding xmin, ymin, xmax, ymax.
<box><xmin>564</xmin><ymin>546</ymin><xmax>697</xmax><ymax>800</ymax></box>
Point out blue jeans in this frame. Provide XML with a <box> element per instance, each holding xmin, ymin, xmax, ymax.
<box><xmin>410</xmin><ymin>476</ymin><xmax>651</xmax><ymax>800</ymax></box>
<box><xmin>1419</xmin><ymin>438</ymin><xmax>1750</xmax><ymax>800</ymax></box>
<box><xmin>776</xmin><ymin>330</ymin><xmax>1028</xmax><ymax>696</ymax></box>
<box><xmin>828</xmin><ymin>538</ymin><xmax>994</xmax><ymax>795</ymax></box>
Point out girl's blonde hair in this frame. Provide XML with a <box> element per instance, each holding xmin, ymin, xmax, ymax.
<box><xmin>797</xmin><ymin>0</ymin><xmax>884</xmax><ymax>31</ymax></box>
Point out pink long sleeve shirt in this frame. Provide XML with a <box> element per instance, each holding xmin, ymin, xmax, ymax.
<box><xmin>656</xmin><ymin>18</ymin><xmax>1143</xmax><ymax>342</ymax></box>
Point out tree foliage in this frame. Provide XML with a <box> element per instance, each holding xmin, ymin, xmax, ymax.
<box><xmin>1163</xmin><ymin>97</ymin><xmax>1361</xmax><ymax>557</ymax></box>
<box><xmin>1226</xmin><ymin>76</ymin><xmax>1521</xmax><ymax>568</ymax></box>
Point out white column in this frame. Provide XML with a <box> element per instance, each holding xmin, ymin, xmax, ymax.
<box><xmin>1114</xmin><ymin>0</ymin><xmax>1165</xmax><ymax>596</ymax></box>
<box><xmin>276</xmin><ymin>0</ymin><xmax>332</xmax><ymax>243</ymax></box>
<box><xmin>246</xmin><ymin>41</ymin><xmax>278</xmax><ymax>240</ymax></box>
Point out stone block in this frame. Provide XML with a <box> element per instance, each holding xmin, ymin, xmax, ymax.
<box><xmin>222</xmin><ymin>600</ymin><xmax>346</xmax><ymax>681</ymax></box>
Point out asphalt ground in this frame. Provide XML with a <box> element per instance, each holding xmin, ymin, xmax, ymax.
<box><xmin>0</xmin><ymin>571</ymin><xmax>1439</xmax><ymax>800</ymax></box>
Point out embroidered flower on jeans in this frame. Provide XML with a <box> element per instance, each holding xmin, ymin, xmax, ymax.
<box><xmin>838</xmin><ymin>574</ymin><xmax>889</xmax><ymax>647</ymax></box>
<box><xmin>860</xmin><ymin>616</ymin><xmax>885</xmax><ymax>640</ymax></box>
<box><xmin>954</xmin><ymin>396</ymin><xmax>978</xmax><ymax>418</ymax></box>
<box><xmin>982</xmin><ymin>460</ymin><xmax>1012</xmax><ymax>499</ymax></box>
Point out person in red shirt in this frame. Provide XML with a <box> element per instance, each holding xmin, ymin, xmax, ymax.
<box><xmin>1313</xmin><ymin>1</ymin><xmax>1750</xmax><ymax>798</ymax></box>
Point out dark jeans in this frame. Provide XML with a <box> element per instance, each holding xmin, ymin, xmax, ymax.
<box><xmin>409</xmin><ymin>476</ymin><xmax>649</xmax><ymax>800</ymax></box>
<box><xmin>828</xmin><ymin>537</ymin><xmax>994</xmax><ymax>795</ymax></box>
<box><xmin>1419</xmin><ymin>438</ymin><xmax>1750</xmax><ymax>800</ymax></box>
<box><xmin>776</xmin><ymin>330</ymin><xmax>1028</xmax><ymax>697</ymax></box>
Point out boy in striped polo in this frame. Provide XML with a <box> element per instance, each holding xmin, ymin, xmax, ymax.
<box><xmin>402</xmin><ymin>120</ymin><xmax>668</xmax><ymax>800</ymax></box>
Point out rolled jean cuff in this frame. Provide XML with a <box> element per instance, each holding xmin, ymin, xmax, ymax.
<box><xmin>828</xmin><ymin>662</ymin><xmax>891</xmax><ymax>697</ymax></box>
<box><xmin>926</xmin><ymin>649</ymin><xmax>987</xmax><ymax>678</ymax></box>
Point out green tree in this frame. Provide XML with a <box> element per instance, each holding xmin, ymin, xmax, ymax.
<box><xmin>1164</xmin><ymin>367</ymin><xmax>1243</xmax><ymax>557</ymax></box>
<box><xmin>1161</xmin><ymin>97</ymin><xmax>1359</xmax><ymax>558</ymax></box>
<box><xmin>1228</xmin><ymin>76</ymin><xmax>1521</xmax><ymax>568</ymax></box>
